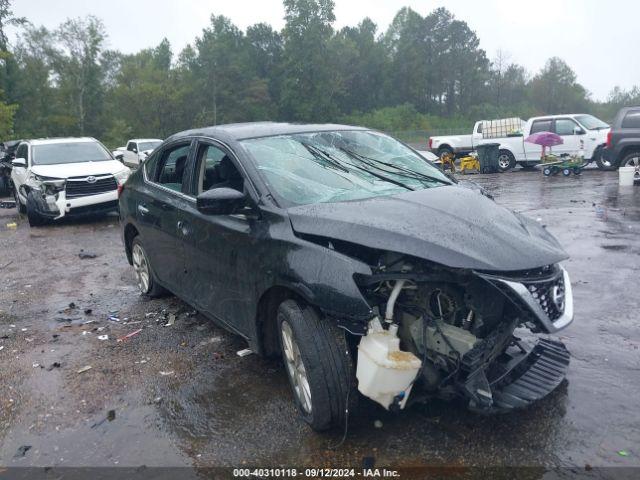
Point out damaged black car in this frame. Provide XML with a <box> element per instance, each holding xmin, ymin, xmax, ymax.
<box><xmin>119</xmin><ymin>123</ymin><xmax>573</xmax><ymax>431</ymax></box>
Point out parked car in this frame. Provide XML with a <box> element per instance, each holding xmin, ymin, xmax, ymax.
<box><xmin>430</xmin><ymin>114</ymin><xmax>611</xmax><ymax>171</ymax></box>
<box><xmin>114</xmin><ymin>138</ymin><xmax>162</xmax><ymax>168</ymax></box>
<box><xmin>0</xmin><ymin>139</ymin><xmax>21</xmax><ymax>196</ymax></box>
<box><xmin>603</xmin><ymin>106</ymin><xmax>640</xmax><ymax>169</ymax></box>
<box><xmin>120</xmin><ymin>123</ymin><xmax>573</xmax><ymax>431</ymax></box>
<box><xmin>11</xmin><ymin>138</ymin><xmax>131</xmax><ymax>226</ymax></box>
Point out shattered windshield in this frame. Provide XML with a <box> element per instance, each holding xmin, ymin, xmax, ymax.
<box><xmin>241</xmin><ymin>130</ymin><xmax>451</xmax><ymax>206</ymax></box>
<box><xmin>32</xmin><ymin>142</ymin><xmax>112</xmax><ymax>165</ymax></box>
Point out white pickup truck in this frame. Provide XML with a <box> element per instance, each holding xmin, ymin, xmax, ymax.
<box><xmin>429</xmin><ymin>114</ymin><xmax>610</xmax><ymax>171</ymax></box>
<box><xmin>113</xmin><ymin>138</ymin><xmax>162</xmax><ymax>168</ymax></box>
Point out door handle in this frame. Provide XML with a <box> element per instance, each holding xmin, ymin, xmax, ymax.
<box><xmin>138</xmin><ymin>204</ymin><xmax>149</xmax><ymax>215</ymax></box>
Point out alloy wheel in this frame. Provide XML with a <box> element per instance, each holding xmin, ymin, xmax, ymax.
<box><xmin>498</xmin><ymin>154</ymin><xmax>511</xmax><ymax>170</ymax></box>
<box><xmin>623</xmin><ymin>155</ymin><xmax>640</xmax><ymax>168</ymax></box>
<box><xmin>132</xmin><ymin>243</ymin><xmax>150</xmax><ymax>293</ymax></box>
<box><xmin>281</xmin><ymin>320</ymin><xmax>312</xmax><ymax>414</ymax></box>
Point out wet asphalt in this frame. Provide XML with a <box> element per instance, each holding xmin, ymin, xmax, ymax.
<box><xmin>0</xmin><ymin>168</ymin><xmax>639</xmax><ymax>473</ymax></box>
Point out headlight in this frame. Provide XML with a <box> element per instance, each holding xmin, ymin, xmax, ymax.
<box><xmin>113</xmin><ymin>168</ymin><xmax>131</xmax><ymax>185</ymax></box>
<box><xmin>26</xmin><ymin>172</ymin><xmax>65</xmax><ymax>189</ymax></box>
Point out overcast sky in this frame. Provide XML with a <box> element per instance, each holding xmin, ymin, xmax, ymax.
<box><xmin>9</xmin><ymin>0</ymin><xmax>639</xmax><ymax>101</ymax></box>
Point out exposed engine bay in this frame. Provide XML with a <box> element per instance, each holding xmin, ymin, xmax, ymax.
<box><xmin>354</xmin><ymin>252</ymin><xmax>572</xmax><ymax>413</ymax></box>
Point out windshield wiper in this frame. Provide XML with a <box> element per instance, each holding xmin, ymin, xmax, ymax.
<box><xmin>305</xmin><ymin>143</ymin><xmax>415</xmax><ymax>191</ymax></box>
<box><xmin>336</xmin><ymin>146</ymin><xmax>451</xmax><ymax>185</ymax></box>
<box><xmin>300</xmin><ymin>142</ymin><xmax>350</xmax><ymax>173</ymax></box>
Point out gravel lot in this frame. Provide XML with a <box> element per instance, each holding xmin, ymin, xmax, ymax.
<box><xmin>0</xmin><ymin>169</ymin><xmax>639</xmax><ymax>475</ymax></box>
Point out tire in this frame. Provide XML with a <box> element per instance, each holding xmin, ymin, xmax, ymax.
<box><xmin>277</xmin><ymin>299</ymin><xmax>357</xmax><ymax>431</ymax></box>
<box><xmin>26</xmin><ymin>191</ymin><xmax>46</xmax><ymax>227</ymax></box>
<box><xmin>497</xmin><ymin>150</ymin><xmax>516</xmax><ymax>172</ymax></box>
<box><xmin>594</xmin><ymin>146</ymin><xmax>617</xmax><ymax>170</ymax></box>
<box><xmin>562</xmin><ymin>168</ymin><xmax>571</xmax><ymax>176</ymax></box>
<box><xmin>14</xmin><ymin>187</ymin><xmax>26</xmax><ymax>214</ymax></box>
<box><xmin>619</xmin><ymin>151</ymin><xmax>640</xmax><ymax>169</ymax></box>
<box><xmin>437</xmin><ymin>146</ymin><xmax>453</xmax><ymax>160</ymax></box>
<box><xmin>543</xmin><ymin>167</ymin><xmax>552</xmax><ymax>176</ymax></box>
<box><xmin>131</xmin><ymin>237</ymin><xmax>166</xmax><ymax>297</ymax></box>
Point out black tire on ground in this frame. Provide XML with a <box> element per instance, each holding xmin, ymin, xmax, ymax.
<box><xmin>437</xmin><ymin>146</ymin><xmax>454</xmax><ymax>160</ymax></box>
<box><xmin>131</xmin><ymin>236</ymin><xmax>166</xmax><ymax>297</ymax></box>
<box><xmin>497</xmin><ymin>150</ymin><xmax>516</xmax><ymax>172</ymax></box>
<box><xmin>26</xmin><ymin>191</ymin><xmax>46</xmax><ymax>227</ymax></box>
<box><xmin>594</xmin><ymin>146</ymin><xmax>617</xmax><ymax>170</ymax></box>
<box><xmin>14</xmin><ymin>187</ymin><xmax>26</xmax><ymax>213</ymax></box>
<box><xmin>619</xmin><ymin>151</ymin><xmax>640</xmax><ymax>169</ymax></box>
<box><xmin>277</xmin><ymin>299</ymin><xmax>357</xmax><ymax>431</ymax></box>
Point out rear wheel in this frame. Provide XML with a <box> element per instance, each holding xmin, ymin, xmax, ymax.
<box><xmin>131</xmin><ymin>237</ymin><xmax>166</xmax><ymax>297</ymax></box>
<box><xmin>543</xmin><ymin>167</ymin><xmax>552</xmax><ymax>176</ymax></box>
<box><xmin>620</xmin><ymin>152</ymin><xmax>640</xmax><ymax>169</ymax></box>
<box><xmin>277</xmin><ymin>299</ymin><xmax>356</xmax><ymax>431</ymax></box>
<box><xmin>497</xmin><ymin>150</ymin><xmax>516</xmax><ymax>172</ymax></box>
<box><xmin>594</xmin><ymin>146</ymin><xmax>617</xmax><ymax>170</ymax></box>
<box><xmin>562</xmin><ymin>168</ymin><xmax>571</xmax><ymax>176</ymax></box>
<box><xmin>437</xmin><ymin>146</ymin><xmax>453</xmax><ymax>160</ymax></box>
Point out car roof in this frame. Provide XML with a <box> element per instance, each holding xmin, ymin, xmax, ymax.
<box><xmin>130</xmin><ymin>138</ymin><xmax>162</xmax><ymax>143</ymax></box>
<box><xmin>529</xmin><ymin>114</ymin><xmax>589</xmax><ymax>121</ymax></box>
<box><xmin>24</xmin><ymin>137</ymin><xmax>98</xmax><ymax>146</ymax></box>
<box><xmin>166</xmin><ymin>122</ymin><xmax>369</xmax><ymax>142</ymax></box>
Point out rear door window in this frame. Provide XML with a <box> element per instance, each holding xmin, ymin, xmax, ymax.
<box><xmin>621</xmin><ymin>110</ymin><xmax>640</xmax><ymax>129</ymax></box>
<box><xmin>154</xmin><ymin>144</ymin><xmax>191</xmax><ymax>193</ymax></box>
<box><xmin>530</xmin><ymin>119</ymin><xmax>553</xmax><ymax>134</ymax></box>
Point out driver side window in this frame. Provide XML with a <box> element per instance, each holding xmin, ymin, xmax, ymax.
<box><xmin>195</xmin><ymin>143</ymin><xmax>244</xmax><ymax>195</ymax></box>
<box><xmin>127</xmin><ymin>142</ymin><xmax>137</xmax><ymax>152</ymax></box>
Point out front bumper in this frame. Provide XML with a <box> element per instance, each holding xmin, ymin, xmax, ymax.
<box><xmin>27</xmin><ymin>188</ymin><xmax>119</xmax><ymax>219</ymax></box>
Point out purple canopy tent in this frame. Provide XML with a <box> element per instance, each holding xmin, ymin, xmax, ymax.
<box><xmin>525</xmin><ymin>131</ymin><xmax>563</xmax><ymax>158</ymax></box>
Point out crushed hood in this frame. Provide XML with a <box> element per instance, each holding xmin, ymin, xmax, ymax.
<box><xmin>287</xmin><ymin>185</ymin><xmax>568</xmax><ymax>271</ymax></box>
<box><xmin>31</xmin><ymin>160</ymin><xmax>128</xmax><ymax>179</ymax></box>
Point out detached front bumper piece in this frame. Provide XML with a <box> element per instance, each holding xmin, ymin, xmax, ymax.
<box><xmin>489</xmin><ymin>338</ymin><xmax>570</xmax><ymax>412</ymax></box>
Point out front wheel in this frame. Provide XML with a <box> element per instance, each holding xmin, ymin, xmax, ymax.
<box><xmin>277</xmin><ymin>299</ymin><xmax>356</xmax><ymax>431</ymax></box>
<box><xmin>14</xmin><ymin>186</ymin><xmax>26</xmax><ymax>213</ymax></box>
<box><xmin>497</xmin><ymin>150</ymin><xmax>516</xmax><ymax>172</ymax></box>
<box><xmin>26</xmin><ymin>191</ymin><xmax>46</xmax><ymax>227</ymax></box>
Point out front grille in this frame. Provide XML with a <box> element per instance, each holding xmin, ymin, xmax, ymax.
<box><xmin>522</xmin><ymin>274</ymin><xmax>565</xmax><ymax>321</ymax></box>
<box><xmin>65</xmin><ymin>175</ymin><xmax>117</xmax><ymax>198</ymax></box>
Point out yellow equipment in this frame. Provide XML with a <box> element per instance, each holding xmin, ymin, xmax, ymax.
<box><xmin>440</xmin><ymin>152</ymin><xmax>480</xmax><ymax>174</ymax></box>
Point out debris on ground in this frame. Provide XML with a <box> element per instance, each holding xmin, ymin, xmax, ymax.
<box><xmin>153</xmin><ymin>396</ymin><xmax>163</xmax><ymax>404</ymax></box>
<box><xmin>84</xmin><ymin>308</ymin><xmax>93</xmax><ymax>315</ymax></box>
<box><xmin>0</xmin><ymin>200</ymin><xmax>16</xmax><ymax>209</ymax></box>
<box><xmin>0</xmin><ymin>260</ymin><xmax>13</xmax><ymax>270</ymax></box>
<box><xmin>618</xmin><ymin>450</ymin><xmax>630</xmax><ymax>457</ymax></box>
<box><xmin>32</xmin><ymin>362</ymin><xmax>41</xmax><ymax>368</ymax></box>
<box><xmin>198</xmin><ymin>337</ymin><xmax>222</xmax><ymax>347</ymax></box>
<box><xmin>98</xmin><ymin>334</ymin><xmax>109</xmax><ymax>341</ymax></box>
<box><xmin>46</xmin><ymin>362</ymin><xmax>61</xmax><ymax>371</ymax></box>
<box><xmin>68</xmin><ymin>302</ymin><xmax>77</xmax><ymax>309</ymax></box>
<box><xmin>13</xmin><ymin>445</ymin><xmax>31</xmax><ymax>458</ymax></box>
<box><xmin>159</xmin><ymin>370</ymin><xmax>174</xmax><ymax>376</ymax></box>
<box><xmin>164</xmin><ymin>314</ymin><xmax>176</xmax><ymax>327</ymax></box>
<box><xmin>237</xmin><ymin>348</ymin><xmax>253</xmax><ymax>357</ymax></box>
<box><xmin>212</xmin><ymin>352</ymin><xmax>224</xmax><ymax>360</ymax></box>
<box><xmin>78</xmin><ymin>249</ymin><xmax>98</xmax><ymax>259</ymax></box>
<box><xmin>0</xmin><ymin>346</ymin><xmax>4</xmax><ymax>351</ymax></box>
<box><xmin>6</xmin><ymin>222</ymin><xmax>17</xmax><ymax>229</ymax></box>
<box><xmin>91</xmin><ymin>409</ymin><xmax>116</xmax><ymax>429</ymax></box>
<box><xmin>77</xmin><ymin>365</ymin><xmax>92</xmax><ymax>374</ymax></box>
<box><xmin>117</xmin><ymin>328</ymin><xmax>142</xmax><ymax>342</ymax></box>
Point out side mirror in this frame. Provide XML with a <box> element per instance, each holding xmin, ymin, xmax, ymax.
<box><xmin>114</xmin><ymin>153</ymin><xmax>124</xmax><ymax>162</ymax></box>
<box><xmin>132</xmin><ymin>148</ymin><xmax>138</xmax><ymax>154</ymax></box>
<box><xmin>197</xmin><ymin>187</ymin><xmax>246</xmax><ymax>215</ymax></box>
<box><xmin>574</xmin><ymin>127</ymin><xmax>586</xmax><ymax>135</ymax></box>
<box><xmin>12</xmin><ymin>158</ymin><xmax>26</xmax><ymax>168</ymax></box>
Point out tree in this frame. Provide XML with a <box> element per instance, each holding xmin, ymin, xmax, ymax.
<box><xmin>530</xmin><ymin>57</ymin><xmax>589</xmax><ymax>114</ymax></box>
<box><xmin>280</xmin><ymin>0</ymin><xmax>338</xmax><ymax>121</ymax></box>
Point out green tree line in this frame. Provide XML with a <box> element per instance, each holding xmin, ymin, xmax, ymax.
<box><xmin>0</xmin><ymin>0</ymin><xmax>637</xmax><ymax>147</ymax></box>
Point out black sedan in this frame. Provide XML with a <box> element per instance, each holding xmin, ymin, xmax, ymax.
<box><xmin>119</xmin><ymin>123</ymin><xmax>573</xmax><ymax>430</ymax></box>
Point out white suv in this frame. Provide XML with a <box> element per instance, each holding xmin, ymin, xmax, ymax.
<box><xmin>11</xmin><ymin>138</ymin><xmax>131</xmax><ymax>226</ymax></box>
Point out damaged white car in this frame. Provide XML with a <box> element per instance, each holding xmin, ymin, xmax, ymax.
<box><xmin>11</xmin><ymin>138</ymin><xmax>130</xmax><ymax>226</ymax></box>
